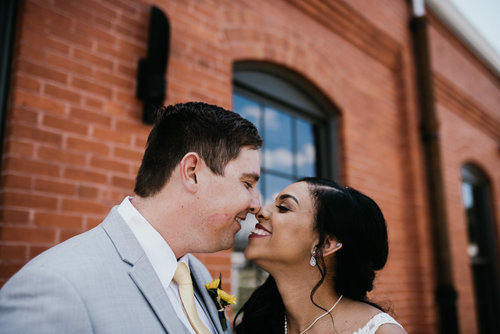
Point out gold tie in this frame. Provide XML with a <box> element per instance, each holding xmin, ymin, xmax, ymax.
<box><xmin>173</xmin><ymin>262</ymin><xmax>211</xmax><ymax>334</ymax></box>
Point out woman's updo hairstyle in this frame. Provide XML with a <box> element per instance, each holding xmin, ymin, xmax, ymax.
<box><xmin>302</xmin><ymin>177</ymin><xmax>388</xmax><ymax>303</ymax></box>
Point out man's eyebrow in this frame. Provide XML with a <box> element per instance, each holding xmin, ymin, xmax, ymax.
<box><xmin>278</xmin><ymin>194</ymin><xmax>299</xmax><ymax>204</ymax></box>
<box><xmin>242</xmin><ymin>173</ymin><xmax>260</xmax><ymax>182</ymax></box>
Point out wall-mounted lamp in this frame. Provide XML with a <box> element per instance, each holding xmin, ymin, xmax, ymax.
<box><xmin>136</xmin><ymin>6</ymin><xmax>170</xmax><ymax>124</ymax></box>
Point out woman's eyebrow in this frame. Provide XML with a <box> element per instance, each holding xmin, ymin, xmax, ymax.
<box><xmin>278</xmin><ymin>194</ymin><xmax>299</xmax><ymax>204</ymax></box>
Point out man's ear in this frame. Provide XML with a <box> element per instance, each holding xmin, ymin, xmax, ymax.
<box><xmin>322</xmin><ymin>236</ymin><xmax>343</xmax><ymax>257</ymax></box>
<box><xmin>179</xmin><ymin>152</ymin><xmax>202</xmax><ymax>193</ymax></box>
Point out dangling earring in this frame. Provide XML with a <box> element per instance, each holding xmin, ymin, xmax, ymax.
<box><xmin>310</xmin><ymin>250</ymin><xmax>317</xmax><ymax>267</ymax></box>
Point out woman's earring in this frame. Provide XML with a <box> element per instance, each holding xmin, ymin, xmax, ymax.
<box><xmin>309</xmin><ymin>250</ymin><xmax>317</xmax><ymax>267</ymax></box>
<box><xmin>336</xmin><ymin>242</ymin><xmax>342</xmax><ymax>248</ymax></box>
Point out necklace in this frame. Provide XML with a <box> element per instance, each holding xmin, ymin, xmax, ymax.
<box><xmin>284</xmin><ymin>295</ymin><xmax>343</xmax><ymax>334</ymax></box>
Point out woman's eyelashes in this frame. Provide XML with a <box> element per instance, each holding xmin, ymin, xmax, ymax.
<box><xmin>276</xmin><ymin>204</ymin><xmax>290</xmax><ymax>213</ymax></box>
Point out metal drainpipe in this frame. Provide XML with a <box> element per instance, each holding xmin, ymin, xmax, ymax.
<box><xmin>409</xmin><ymin>1</ymin><xmax>459</xmax><ymax>333</ymax></box>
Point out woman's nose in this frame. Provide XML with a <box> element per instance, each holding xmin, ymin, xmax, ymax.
<box><xmin>255</xmin><ymin>205</ymin><xmax>271</xmax><ymax>220</ymax></box>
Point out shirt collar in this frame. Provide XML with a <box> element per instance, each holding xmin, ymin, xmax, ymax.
<box><xmin>117</xmin><ymin>196</ymin><xmax>190</xmax><ymax>289</ymax></box>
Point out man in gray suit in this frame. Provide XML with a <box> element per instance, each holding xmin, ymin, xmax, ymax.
<box><xmin>0</xmin><ymin>102</ymin><xmax>262</xmax><ymax>333</ymax></box>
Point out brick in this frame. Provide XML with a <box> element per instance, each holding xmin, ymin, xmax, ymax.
<box><xmin>74</xmin><ymin>22</ymin><xmax>116</xmax><ymax>44</ymax></box>
<box><xmin>9</xmin><ymin>107</ymin><xmax>39</xmax><ymax>123</ymax></box>
<box><xmin>9</xmin><ymin>124</ymin><xmax>62</xmax><ymax>146</ymax></box>
<box><xmin>94</xmin><ymin>70</ymin><xmax>134</xmax><ymax>90</ymax></box>
<box><xmin>66</xmin><ymin>137</ymin><xmax>109</xmax><ymax>155</ymax></box>
<box><xmin>134</xmin><ymin>136</ymin><xmax>147</xmax><ymax>149</ymax></box>
<box><xmin>86</xmin><ymin>217</ymin><xmax>102</xmax><ymax>229</ymax></box>
<box><xmin>5</xmin><ymin>140</ymin><xmax>35</xmax><ymax>157</ymax></box>
<box><xmin>1</xmin><ymin>191</ymin><xmax>58</xmax><ymax>209</ymax></box>
<box><xmin>111</xmin><ymin>175</ymin><xmax>135</xmax><ymax>189</ymax></box>
<box><xmin>72</xmin><ymin>77</ymin><xmax>112</xmax><ymax>98</ymax></box>
<box><xmin>73</xmin><ymin>48</ymin><xmax>113</xmax><ymax>70</ymax></box>
<box><xmin>42</xmin><ymin>114</ymin><xmax>88</xmax><ymax>135</ymax></box>
<box><xmin>90</xmin><ymin>156</ymin><xmax>129</xmax><ymax>173</ymax></box>
<box><xmin>0</xmin><ymin>245</ymin><xmax>27</xmax><ymax>261</ymax></box>
<box><xmin>115</xmin><ymin>119</ymin><xmax>150</xmax><ymax>135</ymax></box>
<box><xmin>61</xmin><ymin>199</ymin><xmax>106</xmax><ymax>215</ymax></box>
<box><xmin>34</xmin><ymin>212</ymin><xmax>83</xmax><ymax>229</ymax></box>
<box><xmin>114</xmin><ymin>147</ymin><xmax>143</xmax><ymax>161</ymax></box>
<box><xmin>34</xmin><ymin>178</ymin><xmax>76</xmax><ymax>195</ymax></box>
<box><xmin>14</xmin><ymin>74</ymin><xmax>41</xmax><ymax>92</ymax></box>
<box><xmin>117</xmin><ymin>64</ymin><xmax>136</xmax><ymax>77</ymax></box>
<box><xmin>0</xmin><ymin>263</ymin><xmax>24</xmax><ymax>278</ymax></box>
<box><xmin>52</xmin><ymin>0</ymin><xmax>92</xmax><ymax>22</ymax></box>
<box><xmin>20</xmin><ymin>30</ymin><xmax>70</xmax><ymax>54</ymax></box>
<box><xmin>44</xmin><ymin>84</ymin><xmax>82</xmax><ymax>104</ymax></box>
<box><xmin>1</xmin><ymin>174</ymin><xmax>32</xmax><ymax>190</ymax></box>
<box><xmin>63</xmin><ymin>167</ymin><xmax>107</xmax><ymax>184</ymax></box>
<box><xmin>96</xmin><ymin>43</ymin><xmax>134</xmax><ymax>62</ymax></box>
<box><xmin>69</xmin><ymin>107</ymin><xmax>111</xmax><ymax>127</ymax></box>
<box><xmin>59</xmin><ymin>229</ymin><xmax>84</xmax><ymax>242</ymax></box>
<box><xmin>0</xmin><ymin>209</ymin><xmax>30</xmax><ymax>224</ymax></box>
<box><xmin>93</xmin><ymin>127</ymin><xmax>131</xmax><ymax>145</ymax></box>
<box><xmin>12</xmin><ymin>90</ymin><xmax>66</xmax><ymax>115</ymax></box>
<box><xmin>47</xmin><ymin>27</ymin><xmax>93</xmax><ymax>49</ymax></box>
<box><xmin>18</xmin><ymin>60</ymin><xmax>67</xmax><ymax>84</ymax></box>
<box><xmin>46</xmin><ymin>53</ymin><xmax>93</xmax><ymax>76</ymax></box>
<box><xmin>2</xmin><ymin>226</ymin><xmax>56</xmax><ymax>243</ymax></box>
<box><xmin>4</xmin><ymin>157</ymin><xmax>61</xmax><ymax>178</ymax></box>
<box><xmin>29</xmin><ymin>245</ymin><xmax>50</xmax><ymax>258</ymax></box>
<box><xmin>77</xmin><ymin>185</ymin><xmax>99</xmax><ymax>198</ymax></box>
<box><xmin>83</xmin><ymin>98</ymin><xmax>105</xmax><ymax>110</ymax></box>
<box><xmin>38</xmin><ymin>146</ymin><xmax>86</xmax><ymax>165</ymax></box>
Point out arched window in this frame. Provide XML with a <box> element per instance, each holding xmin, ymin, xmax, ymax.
<box><xmin>231</xmin><ymin>61</ymin><xmax>339</xmax><ymax>312</ymax></box>
<box><xmin>461</xmin><ymin>163</ymin><xmax>500</xmax><ymax>334</ymax></box>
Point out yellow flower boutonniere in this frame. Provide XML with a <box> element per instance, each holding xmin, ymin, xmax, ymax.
<box><xmin>205</xmin><ymin>273</ymin><xmax>237</xmax><ymax>331</ymax></box>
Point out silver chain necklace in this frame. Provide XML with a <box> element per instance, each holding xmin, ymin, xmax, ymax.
<box><xmin>284</xmin><ymin>295</ymin><xmax>343</xmax><ymax>334</ymax></box>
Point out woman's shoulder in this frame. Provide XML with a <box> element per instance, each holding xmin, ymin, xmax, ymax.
<box><xmin>352</xmin><ymin>312</ymin><xmax>406</xmax><ymax>334</ymax></box>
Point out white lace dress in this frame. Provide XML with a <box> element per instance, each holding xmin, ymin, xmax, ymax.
<box><xmin>352</xmin><ymin>313</ymin><xmax>404</xmax><ymax>334</ymax></box>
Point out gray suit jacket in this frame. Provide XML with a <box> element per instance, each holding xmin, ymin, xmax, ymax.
<box><xmin>0</xmin><ymin>207</ymin><xmax>233</xmax><ymax>334</ymax></box>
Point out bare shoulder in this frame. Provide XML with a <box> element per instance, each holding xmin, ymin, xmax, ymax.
<box><xmin>376</xmin><ymin>322</ymin><xmax>407</xmax><ymax>334</ymax></box>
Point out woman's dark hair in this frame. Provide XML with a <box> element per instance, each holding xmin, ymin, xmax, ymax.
<box><xmin>134</xmin><ymin>102</ymin><xmax>262</xmax><ymax>197</ymax></box>
<box><xmin>234</xmin><ymin>177</ymin><xmax>389</xmax><ymax>333</ymax></box>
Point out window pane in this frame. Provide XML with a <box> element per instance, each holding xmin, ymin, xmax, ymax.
<box><xmin>234</xmin><ymin>93</ymin><xmax>261</xmax><ymax>133</ymax></box>
<box><xmin>296</xmin><ymin>118</ymin><xmax>316</xmax><ymax>177</ymax></box>
<box><xmin>263</xmin><ymin>106</ymin><xmax>293</xmax><ymax>174</ymax></box>
<box><xmin>264</xmin><ymin>173</ymin><xmax>294</xmax><ymax>204</ymax></box>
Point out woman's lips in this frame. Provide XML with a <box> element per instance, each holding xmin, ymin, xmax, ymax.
<box><xmin>249</xmin><ymin>223</ymin><xmax>272</xmax><ymax>238</ymax></box>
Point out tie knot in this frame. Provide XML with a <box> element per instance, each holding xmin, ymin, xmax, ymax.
<box><xmin>173</xmin><ymin>262</ymin><xmax>192</xmax><ymax>285</ymax></box>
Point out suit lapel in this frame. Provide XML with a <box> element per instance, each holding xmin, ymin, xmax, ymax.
<box><xmin>102</xmin><ymin>208</ymin><xmax>190</xmax><ymax>334</ymax></box>
<box><xmin>129</xmin><ymin>258</ymin><xmax>190</xmax><ymax>334</ymax></box>
<box><xmin>190</xmin><ymin>265</ymin><xmax>227</xmax><ymax>334</ymax></box>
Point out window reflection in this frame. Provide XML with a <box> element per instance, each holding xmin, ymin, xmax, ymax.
<box><xmin>232</xmin><ymin>91</ymin><xmax>320</xmax><ymax>316</ymax></box>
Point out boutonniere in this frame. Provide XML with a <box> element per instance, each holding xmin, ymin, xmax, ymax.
<box><xmin>205</xmin><ymin>274</ymin><xmax>237</xmax><ymax>331</ymax></box>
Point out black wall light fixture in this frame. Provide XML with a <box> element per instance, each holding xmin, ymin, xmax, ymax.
<box><xmin>136</xmin><ymin>6</ymin><xmax>170</xmax><ymax>124</ymax></box>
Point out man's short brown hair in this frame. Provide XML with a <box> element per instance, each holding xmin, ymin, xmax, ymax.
<box><xmin>134</xmin><ymin>102</ymin><xmax>262</xmax><ymax>197</ymax></box>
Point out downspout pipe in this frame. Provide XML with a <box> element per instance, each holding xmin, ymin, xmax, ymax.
<box><xmin>409</xmin><ymin>1</ymin><xmax>459</xmax><ymax>333</ymax></box>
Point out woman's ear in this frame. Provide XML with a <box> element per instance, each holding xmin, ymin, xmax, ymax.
<box><xmin>179</xmin><ymin>152</ymin><xmax>201</xmax><ymax>193</ymax></box>
<box><xmin>322</xmin><ymin>236</ymin><xmax>343</xmax><ymax>257</ymax></box>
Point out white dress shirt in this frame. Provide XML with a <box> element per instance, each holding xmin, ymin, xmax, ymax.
<box><xmin>117</xmin><ymin>196</ymin><xmax>215</xmax><ymax>333</ymax></box>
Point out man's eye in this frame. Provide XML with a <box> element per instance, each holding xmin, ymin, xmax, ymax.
<box><xmin>244</xmin><ymin>181</ymin><xmax>252</xmax><ymax>189</ymax></box>
<box><xmin>276</xmin><ymin>205</ymin><xmax>289</xmax><ymax>212</ymax></box>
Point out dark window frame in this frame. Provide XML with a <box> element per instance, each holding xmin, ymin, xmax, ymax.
<box><xmin>0</xmin><ymin>0</ymin><xmax>20</xmax><ymax>169</ymax></box>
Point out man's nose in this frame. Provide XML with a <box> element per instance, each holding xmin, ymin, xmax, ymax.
<box><xmin>248</xmin><ymin>189</ymin><xmax>261</xmax><ymax>214</ymax></box>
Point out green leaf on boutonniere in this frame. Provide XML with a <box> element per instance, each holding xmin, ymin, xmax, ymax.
<box><xmin>205</xmin><ymin>273</ymin><xmax>237</xmax><ymax>331</ymax></box>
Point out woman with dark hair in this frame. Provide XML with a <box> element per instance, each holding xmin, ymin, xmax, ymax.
<box><xmin>234</xmin><ymin>177</ymin><xmax>406</xmax><ymax>334</ymax></box>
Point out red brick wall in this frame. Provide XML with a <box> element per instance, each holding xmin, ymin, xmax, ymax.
<box><xmin>1</xmin><ymin>1</ymin><xmax>499</xmax><ymax>333</ymax></box>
